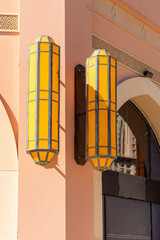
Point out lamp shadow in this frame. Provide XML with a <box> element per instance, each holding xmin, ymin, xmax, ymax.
<box><xmin>43</xmin><ymin>78</ymin><xmax>66</xmax><ymax>178</ymax></box>
<box><xmin>43</xmin><ymin>153</ymin><xmax>66</xmax><ymax>178</ymax></box>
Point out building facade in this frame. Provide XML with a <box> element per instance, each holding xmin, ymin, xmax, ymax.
<box><xmin>0</xmin><ymin>0</ymin><xmax>160</xmax><ymax>239</ymax></box>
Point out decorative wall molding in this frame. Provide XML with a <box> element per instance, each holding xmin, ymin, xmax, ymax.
<box><xmin>92</xmin><ymin>34</ymin><xmax>160</xmax><ymax>83</ymax></box>
<box><xmin>0</xmin><ymin>14</ymin><xmax>19</xmax><ymax>32</ymax></box>
<box><xmin>93</xmin><ymin>0</ymin><xmax>160</xmax><ymax>51</ymax></box>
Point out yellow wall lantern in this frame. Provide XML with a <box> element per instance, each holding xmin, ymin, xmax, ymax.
<box><xmin>27</xmin><ymin>36</ymin><xmax>60</xmax><ymax>165</ymax></box>
<box><xmin>74</xmin><ymin>49</ymin><xmax>117</xmax><ymax>171</ymax></box>
<box><xmin>86</xmin><ymin>49</ymin><xmax>117</xmax><ymax>170</ymax></box>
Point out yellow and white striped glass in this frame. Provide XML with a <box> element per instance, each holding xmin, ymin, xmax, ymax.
<box><xmin>86</xmin><ymin>49</ymin><xmax>117</xmax><ymax>171</ymax></box>
<box><xmin>27</xmin><ymin>35</ymin><xmax>60</xmax><ymax>165</ymax></box>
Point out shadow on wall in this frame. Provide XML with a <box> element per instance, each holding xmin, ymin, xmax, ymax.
<box><xmin>43</xmin><ymin>80</ymin><xmax>66</xmax><ymax>177</ymax></box>
<box><xmin>44</xmin><ymin>153</ymin><xmax>66</xmax><ymax>178</ymax></box>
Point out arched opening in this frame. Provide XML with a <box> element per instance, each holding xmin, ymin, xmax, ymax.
<box><xmin>117</xmin><ymin>77</ymin><xmax>160</xmax><ymax>144</ymax></box>
<box><xmin>110</xmin><ymin>100</ymin><xmax>160</xmax><ymax>180</ymax></box>
<box><xmin>116</xmin><ymin>77</ymin><xmax>160</xmax><ymax>180</ymax></box>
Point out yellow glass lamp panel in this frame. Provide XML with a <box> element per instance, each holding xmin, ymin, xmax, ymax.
<box><xmin>39</xmin><ymin>91</ymin><xmax>49</xmax><ymax>99</ymax></box>
<box><xmin>39</xmin><ymin>52</ymin><xmax>49</xmax><ymax>90</ymax></box>
<box><xmin>88</xmin><ymin>102</ymin><xmax>95</xmax><ymax>111</ymax></box>
<box><xmin>111</xmin><ymin>148</ymin><xmax>117</xmax><ymax>157</ymax></box>
<box><xmin>52</xmin><ymin>101</ymin><xmax>58</xmax><ymax>143</ymax></box>
<box><xmin>91</xmin><ymin>158</ymin><xmax>99</xmax><ymax>168</ymax></box>
<box><xmin>106</xmin><ymin>158</ymin><xmax>114</xmax><ymax>168</ymax></box>
<box><xmin>111</xmin><ymin>111</ymin><xmax>116</xmax><ymax>149</ymax></box>
<box><xmin>52</xmin><ymin>141</ymin><xmax>58</xmax><ymax>150</ymax></box>
<box><xmin>47</xmin><ymin>152</ymin><xmax>55</xmax><ymax>162</ymax></box>
<box><xmin>88</xmin><ymin>66</ymin><xmax>95</xmax><ymax>102</ymax></box>
<box><xmin>52</xmin><ymin>92</ymin><xmax>59</xmax><ymax>102</ymax></box>
<box><xmin>39</xmin><ymin>100</ymin><xmax>48</xmax><ymax>139</ymax></box>
<box><xmin>99</xmin><ymin>147</ymin><xmax>108</xmax><ymax>155</ymax></box>
<box><xmin>111</xmin><ymin>66</ymin><xmax>116</xmax><ymax>103</ymax></box>
<box><xmin>29</xmin><ymin>53</ymin><xmax>36</xmax><ymax>92</ymax></box>
<box><xmin>31</xmin><ymin>152</ymin><xmax>39</xmax><ymax>162</ymax></box>
<box><xmin>99</xmin><ymin>158</ymin><xmax>106</xmax><ymax>168</ymax></box>
<box><xmin>39</xmin><ymin>140</ymin><xmax>48</xmax><ymax>148</ymax></box>
<box><xmin>41</xmin><ymin>36</ymin><xmax>49</xmax><ymax>42</ymax></box>
<box><xmin>30</xmin><ymin>44</ymin><xmax>36</xmax><ymax>53</ymax></box>
<box><xmin>99</xmin><ymin>110</ymin><xmax>108</xmax><ymax>147</ymax></box>
<box><xmin>111</xmin><ymin>102</ymin><xmax>116</xmax><ymax>111</ymax></box>
<box><xmin>53</xmin><ymin>45</ymin><xmax>59</xmax><ymax>54</ymax></box>
<box><xmin>88</xmin><ymin>110</ymin><xmax>95</xmax><ymax>150</ymax></box>
<box><xmin>88</xmin><ymin>57</ymin><xmax>95</xmax><ymax>66</ymax></box>
<box><xmin>99</xmin><ymin>56</ymin><xmax>108</xmax><ymax>64</ymax></box>
<box><xmin>99</xmin><ymin>101</ymin><xmax>108</xmax><ymax>109</ymax></box>
<box><xmin>28</xmin><ymin>91</ymin><xmax>35</xmax><ymax>101</ymax></box>
<box><xmin>40</xmin><ymin>43</ymin><xmax>49</xmax><ymax>51</ymax></box>
<box><xmin>111</xmin><ymin>57</ymin><xmax>116</xmax><ymax>67</ymax></box>
<box><xmin>91</xmin><ymin>50</ymin><xmax>99</xmax><ymax>57</ymax></box>
<box><xmin>28</xmin><ymin>101</ymin><xmax>35</xmax><ymax>144</ymax></box>
<box><xmin>52</xmin><ymin>54</ymin><xmax>59</xmax><ymax>93</ymax></box>
<box><xmin>39</xmin><ymin>151</ymin><xmax>47</xmax><ymax>161</ymax></box>
<box><xmin>88</xmin><ymin>148</ymin><xmax>95</xmax><ymax>156</ymax></box>
<box><xmin>99</xmin><ymin>49</ymin><xmax>109</xmax><ymax>56</ymax></box>
<box><xmin>49</xmin><ymin>37</ymin><xmax>54</xmax><ymax>43</ymax></box>
<box><xmin>99</xmin><ymin>64</ymin><xmax>108</xmax><ymax>101</ymax></box>
<box><xmin>28</xmin><ymin>141</ymin><xmax>35</xmax><ymax>150</ymax></box>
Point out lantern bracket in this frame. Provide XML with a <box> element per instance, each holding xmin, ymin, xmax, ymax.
<box><xmin>74</xmin><ymin>64</ymin><xmax>87</xmax><ymax>165</ymax></box>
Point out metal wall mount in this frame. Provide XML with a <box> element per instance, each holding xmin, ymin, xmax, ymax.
<box><xmin>74</xmin><ymin>64</ymin><xmax>86</xmax><ymax>165</ymax></box>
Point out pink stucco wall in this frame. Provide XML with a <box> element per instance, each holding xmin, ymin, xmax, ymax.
<box><xmin>0</xmin><ymin>35</ymin><xmax>19</xmax><ymax>147</ymax></box>
<box><xmin>18</xmin><ymin>0</ymin><xmax>160</xmax><ymax>239</ymax></box>
<box><xmin>92</xmin><ymin>11</ymin><xmax>160</xmax><ymax>69</ymax></box>
<box><xmin>19</xmin><ymin>0</ymin><xmax>66</xmax><ymax>239</ymax></box>
<box><xmin>19</xmin><ymin>0</ymin><xmax>93</xmax><ymax>240</ymax></box>
<box><xmin>120</xmin><ymin>0</ymin><xmax>160</xmax><ymax>28</ymax></box>
<box><xmin>1</xmin><ymin>0</ymin><xmax>19</xmax><ymax>12</ymax></box>
<box><xmin>0</xmin><ymin>0</ymin><xmax>19</xmax><ymax>148</ymax></box>
<box><xmin>65</xmin><ymin>0</ymin><xmax>93</xmax><ymax>239</ymax></box>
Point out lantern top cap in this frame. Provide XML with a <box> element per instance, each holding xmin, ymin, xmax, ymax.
<box><xmin>34</xmin><ymin>35</ymin><xmax>55</xmax><ymax>43</ymax></box>
<box><xmin>91</xmin><ymin>49</ymin><xmax>110</xmax><ymax>57</ymax></box>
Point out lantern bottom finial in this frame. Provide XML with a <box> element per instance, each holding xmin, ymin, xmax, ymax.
<box><xmin>89</xmin><ymin>157</ymin><xmax>115</xmax><ymax>171</ymax></box>
<box><xmin>29</xmin><ymin>150</ymin><xmax>56</xmax><ymax>165</ymax></box>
